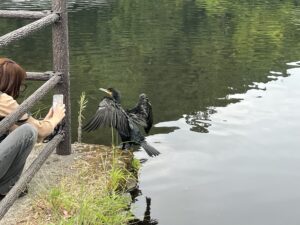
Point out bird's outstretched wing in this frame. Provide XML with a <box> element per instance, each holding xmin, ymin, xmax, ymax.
<box><xmin>83</xmin><ymin>97</ymin><xmax>130</xmax><ymax>137</ymax></box>
<box><xmin>127</xmin><ymin>93</ymin><xmax>153</xmax><ymax>134</ymax></box>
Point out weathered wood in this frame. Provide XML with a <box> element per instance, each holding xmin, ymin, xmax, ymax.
<box><xmin>0</xmin><ymin>13</ymin><xmax>59</xmax><ymax>48</ymax></box>
<box><xmin>0</xmin><ymin>0</ymin><xmax>72</xmax><ymax>218</ymax></box>
<box><xmin>26</xmin><ymin>71</ymin><xmax>53</xmax><ymax>81</ymax></box>
<box><xmin>0</xmin><ymin>134</ymin><xmax>64</xmax><ymax>220</ymax></box>
<box><xmin>52</xmin><ymin>0</ymin><xmax>72</xmax><ymax>155</ymax></box>
<box><xmin>0</xmin><ymin>74</ymin><xmax>61</xmax><ymax>136</ymax></box>
<box><xmin>0</xmin><ymin>10</ymin><xmax>51</xmax><ymax>19</ymax></box>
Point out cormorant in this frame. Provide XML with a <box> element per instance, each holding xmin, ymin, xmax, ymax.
<box><xmin>82</xmin><ymin>88</ymin><xmax>160</xmax><ymax>157</ymax></box>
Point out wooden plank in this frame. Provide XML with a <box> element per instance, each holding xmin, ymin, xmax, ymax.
<box><xmin>26</xmin><ymin>71</ymin><xmax>53</xmax><ymax>81</ymax></box>
<box><xmin>0</xmin><ymin>10</ymin><xmax>51</xmax><ymax>19</ymax></box>
<box><xmin>0</xmin><ymin>13</ymin><xmax>59</xmax><ymax>48</ymax></box>
<box><xmin>0</xmin><ymin>74</ymin><xmax>61</xmax><ymax>136</ymax></box>
<box><xmin>52</xmin><ymin>0</ymin><xmax>72</xmax><ymax>155</ymax></box>
<box><xmin>0</xmin><ymin>134</ymin><xmax>64</xmax><ymax>220</ymax></box>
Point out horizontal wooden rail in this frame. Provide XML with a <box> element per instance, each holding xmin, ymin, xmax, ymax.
<box><xmin>0</xmin><ymin>73</ymin><xmax>61</xmax><ymax>136</ymax></box>
<box><xmin>26</xmin><ymin>71</ymin><xmax>53</xmax><ymax>81</ymax></box>
<box><xmin>0</xmin><ymin>10</ymin><xmax>51</xmax><ymax>19</ymax></box>
<box><xmin>0</xmin><ymin>13</ymin><xmax>59</xmax><ymax>48</ymax></box>
<box><xmin>0</xmin><ymin>133</ymin><xmax>64</xmax><ymax>220</ymax></box>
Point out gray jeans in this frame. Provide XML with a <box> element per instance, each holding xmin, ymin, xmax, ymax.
<box><xmin>0</xmin><ymin>124</ymin><xmax>37</xmax><ymax>195</ymax></box>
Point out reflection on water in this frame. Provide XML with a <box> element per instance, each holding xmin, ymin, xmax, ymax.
<box><xmin>133</xmin><ymin>66</ymin><xmax>300</xmax><ymax>225</ymax></box>
<box><xmin>1</xmin><ymin>0</ymin><xmax>300</xmax><ymax>224</ymax></box>
<box><xmin>129</xmin><ymin>188</ymin><xmax>159</xmax><ymax>225</ymax></box>
<box><xmin>184</xmin><ymin>109</ymin><xmax>214</xmax><ymax>133</ymax></box>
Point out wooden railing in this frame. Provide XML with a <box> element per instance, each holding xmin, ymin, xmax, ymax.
<box><xmin>0</xmin><ymin>0</ymin><xmax>71</xmax><ymax>219</ymax></box>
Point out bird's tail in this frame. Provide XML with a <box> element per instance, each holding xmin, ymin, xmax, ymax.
<box><xmin>141</xmin><ymin>141</ymin><xmax>160</xmax><ymax>157</ymax></box>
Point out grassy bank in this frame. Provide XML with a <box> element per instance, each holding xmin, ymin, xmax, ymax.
<box><xmin>29</xmin><ymin>144</ymin><xmax>139</xmax><ymax>225</ymax></box>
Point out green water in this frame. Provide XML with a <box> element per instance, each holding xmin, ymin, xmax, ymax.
<box><xmin>1</xmin><ymin>0</ymin><xmax>300</xmax><ymax>224</ymax></box>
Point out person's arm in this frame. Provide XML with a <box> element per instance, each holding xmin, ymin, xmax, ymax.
<box><xmin>0</xmin><ymin>93</ymin><xmax>65</xmax><ymax>142</ymax></box>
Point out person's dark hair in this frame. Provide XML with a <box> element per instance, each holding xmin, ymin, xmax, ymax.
<box><xmin>0</xmin><ymin>58</ymin><xmax>27</xmax><ymax>99</ymax></box>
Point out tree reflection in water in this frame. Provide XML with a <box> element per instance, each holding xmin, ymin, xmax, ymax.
<box><xmin>184</xmin><ymin>107</ymin><xmax>217</xmax><ymax>133</ymax></box>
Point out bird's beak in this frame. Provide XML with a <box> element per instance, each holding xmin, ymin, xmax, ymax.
<box><xmin>99</xmin><ymin>88</ymin><xmax>112</xmax><ymax>96</ymax></box>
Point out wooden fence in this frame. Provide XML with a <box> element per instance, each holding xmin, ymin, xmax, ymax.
<box><xmin>0</xmin><ymin>0</ymin><xmax>71</xmax><ymax>219</ymax></box>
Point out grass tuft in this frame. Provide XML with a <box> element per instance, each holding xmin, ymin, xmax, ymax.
<box><xmin>131</xmin><ymin>158</ymin><xmax>141</xmax><ymax>173</ymax></box>
<box><xmin>32</xmin><ymin>147</ymin><xmax>136</xmax><ymax>225</ymax></box>
<box><xmin>77</xmin><ymin>92</ymin><xmax>88</xmax><ymax>143</ymax></box>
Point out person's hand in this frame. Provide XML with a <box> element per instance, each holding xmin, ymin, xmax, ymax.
<box><xmin>45</xmin><ymin>107</ymin><xmax>53</xmax><ymax>120</ymax></box>
<box><xmin>43</xmin><ymin>104</ymin><xmax>66</xmax><ymax>143</ymax></box>
<box><xmin>52</xmin><ymin>104</ymin><xmax>66</xmax><ymax>123</ymax></box>
<box><xmin>44</xmin><ymin>104</ymin><xmax>66</xmax><ymax>125</ymax></box>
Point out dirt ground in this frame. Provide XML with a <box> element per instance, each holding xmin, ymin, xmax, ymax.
<box><xmin>0</xmin><ymin>143</ymin><xmax>123</xmax><ymax>225</ymax></box>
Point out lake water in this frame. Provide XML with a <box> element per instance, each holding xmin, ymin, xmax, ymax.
<box><xmin>1</xmin><ymin>0</ymin><xmax>300</xmax><ymax>224</ymax></box>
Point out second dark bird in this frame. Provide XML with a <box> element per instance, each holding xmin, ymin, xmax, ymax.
<box><xmin>82</xmin><ymin>88</ymin><xmax>160</xmax><ymax>157</ymax></box>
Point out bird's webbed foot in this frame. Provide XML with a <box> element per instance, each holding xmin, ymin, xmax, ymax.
<box><xmin>120</xmin><ymin>142</ymin><xmax>132</xmax><ymax>150</ymax></box>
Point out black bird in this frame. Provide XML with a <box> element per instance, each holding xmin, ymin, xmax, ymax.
<box><xmin>82</xmin><ymin>88</ymin><xmax>160</xmax><ymax>157</ymax></box>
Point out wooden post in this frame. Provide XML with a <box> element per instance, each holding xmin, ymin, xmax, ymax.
<box><xmin>52</xmin><ymin>0</ymin><xmax>72</xmax><ymax>155</ymax></box>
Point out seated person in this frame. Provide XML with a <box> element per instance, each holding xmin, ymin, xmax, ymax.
<box><xmin>0</xmin><ymin>58</ymin><xmax>65</xmax><ymax>199</ymax></box>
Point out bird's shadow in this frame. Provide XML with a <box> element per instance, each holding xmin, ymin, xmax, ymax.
<box><xmin>129</xmin><ymin>187</ymin><xmax>159</xmax><ymax>225</ymax></box>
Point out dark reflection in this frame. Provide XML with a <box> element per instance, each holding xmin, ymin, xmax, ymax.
<box><xmin>184</xmin><ymin>109</ymin><xmax>214</xmax><ymax>133</ymax></box>
<box><xmin>129</xmin><ymin>187</ymin><xmax>142</xmax><ymax>203</ymax></box>
<box><xmin>152</xmin><ymin>126</ymin><xmax>179</xmax><ymax>134</ymax></box>
<box><xmin>129</xmin><ymin>187</ymin><xmax>158</xmax><ymax>225</ymax></box>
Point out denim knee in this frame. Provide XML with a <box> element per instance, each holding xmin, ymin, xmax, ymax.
<box><xmin>18</xmin><ymin>124</ymin><xmax>38</xmax><ymax>143</ymax></box>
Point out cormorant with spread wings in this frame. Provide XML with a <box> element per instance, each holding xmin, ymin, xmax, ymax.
<box><xmin>82</xmin><ymin>88</ymin><xmax>160</xmax><ymax>157</ymax></box>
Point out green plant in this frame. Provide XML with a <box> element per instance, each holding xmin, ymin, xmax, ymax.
<box><xmin>33</xmin><ymin>152</ymin><xmax>134</xmax><ymax>225</ymax></box>
<box><xmin>77</xmin><ymin>92</ymin><xmax>88</xmax><ymax>143</ymax></box>
<box><xmin>108</xmin><ymin>148</ymin><xmax>133</xmax><ymax>193</ymax></box>
<box><xmin>131</xmin><ymin>158</ymin><xmax>141</xmax><ymax>173</ymax></box>
<box><xmin>108</xmin><ymin>167</ymin><xmax>128</xmax><ymax>192</ymax></box>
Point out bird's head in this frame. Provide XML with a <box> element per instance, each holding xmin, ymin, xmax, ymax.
<box><xmin>99</xmin><ymin>87</ymin><xmax>121</xmax><ymax>103</ymax></box>
<box><xmin>139</xmin><ymin>93</ymin><xmax>149</xmax><ymax>102</ymax></box>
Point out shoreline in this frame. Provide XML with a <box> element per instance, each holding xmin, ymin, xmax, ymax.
<box><xmin>0</xmin><ymin>143</ymin><xmax>138</xmax><ymax>225</ymax></box>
